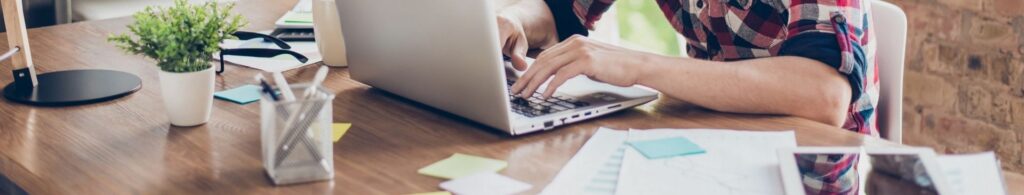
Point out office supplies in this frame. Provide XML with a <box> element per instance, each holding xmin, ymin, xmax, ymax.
<box><xmin>301</xmin><ymin>66</ymin><xmax>329</xmax><ymax>99</ymax></box>
<box><xmin>283</xmin><ymin>12</ymin><xmax>312</xmax><ymax>24</ymax></box>
<box><xmin>274</xmin><ymin>0</ymin><xmax>314</xmax><ymax>29</ymax></box>
<box><xmin>1</xmin><ymin>0</ymin><xmax>141</xmax><ymax>107</ymax></box>
<box><xmin>336</xmin><ymin>0</ymin><xmax>658</xmax><ymax>135</ymax></box>
<box><xmin>272</xmin><ymin>66</ymin><xmax>329</xmax><ymax>167</ymax></box>
<box><xmin>777</xmin><ymin>147</ymin><xmax>953</xmax><ymax>195</ymax></box>
<box><xmin>936</xmin><ymin>152</ymin><xmax>1007</xmax><ymax>195</ymax></box>
<box><xmin>272</xmin><ymin>93</ymin><xmax>327</xmax><ymax>168</ymax></box>
<box><xmin>218</xmin><ymin>36</ymin><xmax>322</xmax><ymax>72</ymax></box>
<box><xmin>271</xmin><ymin>29</ymin><xmax>315</xmax><ymax>41</ymax></box>
<box><xmin>255</xmin><ymin>74</ymin><xmax>280</xmax><ymax>101</ymax></box>
<box><xmin>272</xmin><ymin>66</ymin><xmax>328</xmax><ymax>167</ymax></box>
<box><xmin>616</xmin><ymin>129</ymin><xmax>796</xmax><ymax>195</ymax></box>
<box><xmin>541</xmin><ymin>127</ymin><xmax>627</xmax><ymax>195</ymax></box>
<box><xmin>418</xmin><ymin>153</ymin><xmax>508</xmax><ymax>179</ymax></box>
<box><xmin>627</xmin><ymin>137</ymin><xmax>705</xmax><ymax>159</ymax></box>
<box><xmin>214</xmin><ymin>85</ymin><xmax>262</xmax><ymax>105</ymax></box>
<box><xmin>272</xmin><ymin>72</ymin><xmax>296</xmax><ymax>101</ymax></box>
<box><xmin>216</xmin><ymin>30</ymin><xmax>307</xmax><ymax>74</ymax></box>
<box><xmin>331</xmin><ymin>123</ymin><xmax>351</xmax><ymax>142</ymax></box>
<box><xmin>405</xmin><ymin>192</ymin><xmax>451</xmax><ymax>195</ymax></box>
<box><xmin>11</xmin><ymin>1</ymin><xmax>1024</xmax><ymax>194</ymax></box>
<box><xmin>439</xmin><ymin>172</ymin><xmax>532</xmax><ymax>195</ymax></box>
<box><xmin>261</xmin><ymin>84</ymin><xmax>335</xmax><ymax>185</ymax></box>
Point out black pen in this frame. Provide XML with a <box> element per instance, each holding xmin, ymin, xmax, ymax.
<box><xmin>255</xmin><ymin>74</ymin><xmax>281</xmax><ymax>101</ymax></box>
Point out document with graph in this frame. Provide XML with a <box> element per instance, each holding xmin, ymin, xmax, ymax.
<box><xmin>616</xmin><ymin>129</ymin><xmax>797</xmax><ymax>195</ymax></box>
<box><xmin>541</xmin><ymin>128</ymin><xmax>627</xmax><ymax>195</ymax></box>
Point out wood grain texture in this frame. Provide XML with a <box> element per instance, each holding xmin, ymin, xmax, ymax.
<box><xmin>1</xmin><ymin>0</ymin><xmax>36</xmax><ymax>85</ymax></box>
<box><xmin>0</xmin><ymin>0</ymin><xmax>1018</xmax><ymax>194</ymax></box>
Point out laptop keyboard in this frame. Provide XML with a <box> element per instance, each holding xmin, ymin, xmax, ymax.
<box><xmin>507</xmin><ymin>80</ymin><xmax>591</xmax><ymax>117</ymax></box>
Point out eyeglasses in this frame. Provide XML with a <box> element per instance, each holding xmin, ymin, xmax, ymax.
<box><xmin>217</xmin><ymin>31</ymin><xmax>310</xmax><ymax>74</ymax></box>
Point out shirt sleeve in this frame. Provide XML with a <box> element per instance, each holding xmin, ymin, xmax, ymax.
<box><xmin>545</xmin><ymin>0</ymin><xmax>615</xmax><ymax>40</ymax></box>
<box><xmin>777</xmin><ymin>0</ymin><xmax>869</xmax><ymax>103</ymax></box>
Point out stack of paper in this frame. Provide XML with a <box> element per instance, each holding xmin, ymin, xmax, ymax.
<box><xmin>618</xmin><ymin>129</ymin><xmax>795</xmax><ymax>194</ymax></box>
<box><xmin>275</xmin><ymin>0</ymin><xmax>314</xmax><ymax>29</ymax></box>
<box><xmin>543</xmin><ymin>128</ymin><xmax>796</xmax><ymax>195</ymax></box>
<box><xmin>541</xmin><ymin>128</ymin><xmax>627</xmax><ymax>195</ymax></box>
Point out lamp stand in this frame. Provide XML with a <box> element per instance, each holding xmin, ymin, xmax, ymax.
<box><xmin>1</xmin><ymin>0</ymin><xmax>140</xmax><ymax>106</ymax></box>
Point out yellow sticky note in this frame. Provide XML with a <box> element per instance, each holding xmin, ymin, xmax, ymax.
<box><xmin>404</xmin><ymin>191</ymin><xmax>451</xmax><ymax>195</ymax></box>
<box><xmin>332</xmin><ymin>123</ymin><xmax>351</xmax><ymax>143</ymax></box>
<box><xmin>417</xmin><ymin>153</ymin><xmax>508</xmax><ymax>179</ymax></box>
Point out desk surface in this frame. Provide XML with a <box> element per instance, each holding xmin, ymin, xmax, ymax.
<box><xmin>0</xmin><ymin>0</ymin><xmax>1020</xmax><ymax>194</ymax></box>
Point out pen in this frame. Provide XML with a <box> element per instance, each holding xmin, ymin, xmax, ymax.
<box><xmin>272</xmin><ymin>71</ymin><xmax>297</xmax><ymax>101</ymax></box>
<box><xmin>302</xmin><ymin>66</ymin><xmax>329</xmax><ymax>99</ymax></box>
<box><xmin>255</xmin><ymin>74</ymin><xmax>280</xmax><ymax>101</ymax></box>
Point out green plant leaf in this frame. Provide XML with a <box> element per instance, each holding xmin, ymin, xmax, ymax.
<box><xmin>107</xmin><ymin>0</ymin><xmax>248</xmax><ymax>73</ymax></box>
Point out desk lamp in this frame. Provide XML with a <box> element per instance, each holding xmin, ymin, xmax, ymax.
<box><xmin>1</xmin><ymin>0</ymin><xmax>141</xmax><ymax>106</ymax></box>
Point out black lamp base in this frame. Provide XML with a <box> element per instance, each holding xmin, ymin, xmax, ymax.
<box><xmin>3</xmin><ymin>69</ymin><xmax>142</xmax><ymax>106</ymax></box>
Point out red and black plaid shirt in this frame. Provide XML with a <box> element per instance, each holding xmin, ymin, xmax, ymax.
<box><xmin>547</xmin><ymin>0</ymin><xmax>880</xmax><ymax>194</ymax></box>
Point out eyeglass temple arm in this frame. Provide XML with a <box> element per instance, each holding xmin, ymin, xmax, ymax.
<box><xmin>233</xmin><ymin>31</ymin><xmax>292</xmax><ymax>50</ymax></box>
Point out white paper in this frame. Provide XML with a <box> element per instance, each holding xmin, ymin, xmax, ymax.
<box><xmin>439</xmin><ymin>172</ymin><xmax>532</xmax><ymax>195</ymax></box>
<box><xmin>541</xmin><ymin>128</ymin><xmax>627</xmax><ymax>195</ymax></box>
<box><xmin>216</xmin><ymin>38</ymin><xmax>322</xmax><ymax>72</ymax></box>
<box><xmin>616</xmin><ymin>129</ymin><xmax>796</xmax><ymax>195</ymax></box>
<box><xmin>936</xmin><ymin>152</ymin><xmax>1007</xmax><ymax>195</ymax></box>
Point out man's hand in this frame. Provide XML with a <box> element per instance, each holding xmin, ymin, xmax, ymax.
<box><xmin>497</xmin><ymin>14</ymin><xmax>531</xmax><ymax>71</ymax></box>
<box><xmin>510</xmin><ymin>35</ymin><xmax>655</xmax><ymax>98</ymax></box>
<box><xmin>495</xmin><ymin>0</ymin><xmax>559</xmax><ymax>71</ymax></box>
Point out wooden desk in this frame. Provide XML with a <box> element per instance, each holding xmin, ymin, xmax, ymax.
<box><xmin>0</xmin><ymin>0</ymin><xmax>1020</xmax><ymax>194</ymax></box>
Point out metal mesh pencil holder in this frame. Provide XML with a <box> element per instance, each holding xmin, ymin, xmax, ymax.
<box><xmin>260</xmin><ymin>84</ymin><xmax>335</xmax><ymax>185</ymax></box>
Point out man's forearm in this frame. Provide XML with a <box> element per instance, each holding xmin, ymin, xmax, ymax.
<box><xmin>637</xmin><ymin>55</ymin><xmax>853</xmax><ymax>126</ymax></box>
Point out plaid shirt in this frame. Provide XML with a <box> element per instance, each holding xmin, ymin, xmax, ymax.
<box><xmin>557</xmin><ymin>0</ymin><xmax>880</xmax><ymax>194</ymax></box>
<box><xmin>569</xmin><ymin>0</ymin><xmax>878</xmax><ymax>136</ymax></box>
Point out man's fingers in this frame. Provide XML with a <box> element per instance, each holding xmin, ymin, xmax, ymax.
<box><xmin>536</xmin><ymin>34</ymin><xmax>585</xmax><ymax>60</ymax></box>
<box><xmin>515</xmin><ymin>49</ymin><xmax>578</xmax><ymax>97</ymax></box>
<box><xmin>512</xmin><ymin>40</ymin><xmax>572</xmax><ymax>92</ymax></box>
<box><xmin>542</xmin><ymin>63</ymin><xmax>583</xmax><ymax>98</ymax></box>
<box><xmin>509</xmin><ymin>36</ymin><xmax>530</xmax><ymax>71</ymax></box>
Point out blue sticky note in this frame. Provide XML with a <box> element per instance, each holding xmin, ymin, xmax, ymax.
<box><xmin>214</xmin><ymin>85</ymin><xmax>262</xmax><ymax>105</ymax></box>
<box><xmin>627</xmin><ymin>137</ymin><xmax>705</xmax><ymax>159</ymax></box>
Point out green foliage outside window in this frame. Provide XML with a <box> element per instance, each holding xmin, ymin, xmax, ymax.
<box><xmin>617</xmin><ymin>0</ymin><xmax>682</xmax><ymax>56</ymax></box>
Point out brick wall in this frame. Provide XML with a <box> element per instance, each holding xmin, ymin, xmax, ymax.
<box><xmin>892</xmin><ymin>0</ymin><xmax>1024</xmax><ymax>173</ymax></box>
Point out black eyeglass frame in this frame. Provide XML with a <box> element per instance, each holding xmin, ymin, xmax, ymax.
<box><xmin>217</xmin><ymin>31</ymin><xmax>310</xmax><ymax>74</ymax></box>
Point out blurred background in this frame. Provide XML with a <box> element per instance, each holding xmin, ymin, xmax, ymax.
<box><xmin>4</xmin><ymin>0</ymin><xmax>1021</xmax><ymax>173</ymax></box>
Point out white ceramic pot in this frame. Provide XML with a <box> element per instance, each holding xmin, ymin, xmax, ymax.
<box><xmin>158</xmin><ymin>67</ymin><xmax>215</xmax><ymax>126</ymax></box>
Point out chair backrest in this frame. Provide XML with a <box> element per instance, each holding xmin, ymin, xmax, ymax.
<box><xmin>870</xmin><ymin>0</ymin><xmax>908</xmax><ymax>143</ymax></box>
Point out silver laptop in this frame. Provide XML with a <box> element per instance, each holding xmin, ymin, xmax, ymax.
<box><xmin>335</xmin><ymin>0</ymin><xmax>658</xmax><ymax>135</ymax></box>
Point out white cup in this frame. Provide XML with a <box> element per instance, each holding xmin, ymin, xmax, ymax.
<box><xmin>312</xmin><ymin>0</ymin><xmax>348</xmax><ymax>67</ymax></box>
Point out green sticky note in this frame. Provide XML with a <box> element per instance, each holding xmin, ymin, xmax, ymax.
<box><xmin>284</xmin><ymin>12</ymin><xmax>313</xmax><ymax>23</ymax></box>
<box><xmin>214</xmin><ymin>85</ymin><xmax>262</xmax><ymax>105</ymax></box>
<box><xmin>628</xmin><ymin>137</ymin><xmax>705</xmax><ymax>159</ymax></box>
<box><xmin>418</xmin><ymin>153</ymin><xmax>508</xmax><ymax>179</ymax></box>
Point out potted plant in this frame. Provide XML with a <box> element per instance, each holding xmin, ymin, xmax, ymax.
<box><xmin>109</xmin><ymin>0</ymin><xmax>246</xmax><ymax>126</ymax></box>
